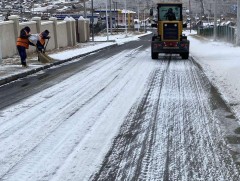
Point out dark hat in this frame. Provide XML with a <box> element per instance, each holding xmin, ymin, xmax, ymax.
<box><xmin>44</xmin><ymin>30</ymin><xmax>49</xmax><ymax>34</ymax></box>
<box><xmin>24</xmin><ymin>26</ymin><xmax>30</xmax><ymax>33</ymax></box>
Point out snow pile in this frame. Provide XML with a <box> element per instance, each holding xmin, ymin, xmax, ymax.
<box><xmin>187</xmin><ymin>30</ymin><xmax>240</xmax><ymax>118</ymax></box>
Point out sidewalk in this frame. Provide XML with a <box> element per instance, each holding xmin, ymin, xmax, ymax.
<box><xmin>0</xmin><ymin>32</ymin><xmax>144</xmax><ymax>86</ymax></box>
<box><xmin>187</xmin><ymin>31</ymin><xmax>240</xmax><ymax>119</ymax></box>
<box><xmin>0</xmin><ymin>42</ymin><xmax>116</xmax><ymax>86</ymax></box>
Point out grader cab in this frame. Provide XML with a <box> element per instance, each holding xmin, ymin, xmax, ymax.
<box><xmin>150</xmin><ymin>3</ymin><xmax>189</xmax><ymax>59</ymax></box>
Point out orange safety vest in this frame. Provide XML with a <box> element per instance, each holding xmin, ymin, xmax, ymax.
<box><xmin>16</xmin><ymin>30</ymin><xmax>30</xmax><ymax>49</ymax></box>
<box><xmin>38</xmin><ymin>33</ymin><xmax>45</xmax><ymax>46</ymax></box>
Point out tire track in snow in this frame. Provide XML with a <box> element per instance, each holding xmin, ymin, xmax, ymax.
<box><xmin>92</xmin><ymin>55</ymin><xmax>240</xmax><ymax>181</ymax></box>
<box><xmin>0</xmin><ymin>47</ymin><xmax>155</xmax><ymax>181</ymax></box>
<box><xmin>0</xmin><ymin>49</ymin><xmax>136</xmax><ymax>179</ymax></box>
<box><xmin>92</xmin><ymin>60</ymin><xmax>170</xmax><ymax>181</ymax></box>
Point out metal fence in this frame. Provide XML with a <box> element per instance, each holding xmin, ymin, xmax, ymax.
<box><xmin>197</xmin><ymin>25</ymin><xmax>236</xmax><ymax>44</ymax></box>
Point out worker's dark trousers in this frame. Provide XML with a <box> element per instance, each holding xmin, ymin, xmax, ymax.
<box><xmin>17</xmin><ymin>46</ymin><xmax>27</xmax><ymax>66</ymax></box>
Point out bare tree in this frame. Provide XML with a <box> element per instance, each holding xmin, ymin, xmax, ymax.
<box><xmin>198</xmin><ymin>0</ymin><xmax>205</xmax><ymax>16</ymax></box>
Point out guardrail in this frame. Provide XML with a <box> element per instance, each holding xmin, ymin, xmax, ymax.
<box><xmin>197</xmin><ymin>25</ymin><xmax>236</xmax><ymax>44</ymax></box>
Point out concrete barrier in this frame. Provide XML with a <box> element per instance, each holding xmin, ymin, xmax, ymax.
<box><xmin>49</xmin><ymin>17</ymin><xmax>59</xmax><ymax>49</ymax></box>
<box><xmin>78</xmin><ymin>18</ymin><xmax>86</xmax><ymax>43</ymax></box>
<box><xmin>0</xmin><ymin>20</ymin><xmax>18</xmax><ymax>57</ymax></box>
<box><xmin>57</xmin><ymin>22</ymin><xmax>68</xmax><ymax>48</ymax></box>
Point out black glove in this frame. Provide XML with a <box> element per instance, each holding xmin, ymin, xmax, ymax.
<box><xmin>29</xmin><ymin>42</ymin><xmax>35</xmax><ymax>46</ymax></box>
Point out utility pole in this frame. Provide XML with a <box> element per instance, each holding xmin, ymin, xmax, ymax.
<box><xmin>91</xmin><ymin>0</ymin><xmax>94</xmax><ymax>41</ymax></box>
<box><xmin>213</xmin><ymin>0</ymin><xmax>217</xmax><ymax>41</ymax></box>
<box><xmin>125</xmin><ymin>0</ymin><xmax>127</xmax><ymax>36</ymax></box>
<box><xmin>106</xmin><ymin>0</ymin><xmax>109</xmax><ymax>41</ymax></box>
<box><xmin>109</xmin><ymin>0</ymin><xmax>112</xmax><ymax>34</ymax></box>
<box><xmin>237</xmin><ymin>0</ymin><xmax>240</xmax><ymax>45</ymax></box>
<box><xmin>116</xmin><ymin>1</ymin><xmax>118</xmax><ymax>33</ymax></box>
<box><xmin>144</xmin><ymin>4</ymin><xmax>146</xmax><ymax>32</ymax></box>
<box><xmin>19</xmin><ymin>0</ymin><xmax>21</xmax><ymax>21</ymax></box>
<box><xmin>138</xmin><ymin>1</ymin><xmax>140</xmax><ymax>32</ymax></box>
<box><xmin>189</xmin><ymin>0</ymin><xmax>191</xmax><ymax>33</ymax></box>
<box><xmin>84</xmin><ymin>0</ymin><xmax>86</xmax><ymax>18</ymax></box>
<box><xmin>0</xmin><ymin>40</ymin><xmax>2</xmax><ymax>63</ymax></box>
<box><xmin>113</xmin><ymin>1</ymin><xmax>118</xmax><ymax>32</ymax></box>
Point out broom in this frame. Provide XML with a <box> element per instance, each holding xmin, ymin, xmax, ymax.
<box><xmin>37</xmin><ymin>39</ymin><xmax>54</xmax><ymax>63</ymax></box>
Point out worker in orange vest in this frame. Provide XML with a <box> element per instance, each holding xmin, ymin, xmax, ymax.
<box><xmin>16</xmin><ymin>26</ymin><xmax>34</xmax><ymax>67</ymax></box>
<box><xmin>36</xmin><ymin>30</ymin><xmax>50</xmax><ymax>53</ymax></box>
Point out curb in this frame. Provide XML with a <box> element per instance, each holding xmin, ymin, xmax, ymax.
<box><xmin>0</xmin><ymin>43</ymin><xmax>117</xmax><ymax>86</ymax></box>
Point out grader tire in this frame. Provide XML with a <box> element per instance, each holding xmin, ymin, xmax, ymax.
<box><xmin>151</xmin><ymin>52</ymin><xmax>158</xmax><ymax>59</ymax></box>
<box><xmin>181</xmin><ymin>53</ymin><xmax>189</xmax><ymax>60</ymax></box>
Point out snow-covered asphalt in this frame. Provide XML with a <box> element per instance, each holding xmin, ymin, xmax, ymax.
<box><xmin>0</xmin><ymin>33</ymin><xmax>240</xmax><ymax>181</ymax></box>
<box><xmin>0</xmin><ymin>46</ymin><xmax>156</xmax><ymax>180</ymax></box>
<box><xmin>92</xmin><ymin>55</ymin><xmax>240</xmax><ymax>181</ymax></box>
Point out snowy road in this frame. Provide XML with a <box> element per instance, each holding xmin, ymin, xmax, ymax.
<box><xmin>91</xmin><ymin>55</ymin><xmax>240</xmax><ymax>180</ymax></box>
<box><xmin>0</xmin><ymin>39</ymin><xmax>240</xmax><ymax>180</ymax></box>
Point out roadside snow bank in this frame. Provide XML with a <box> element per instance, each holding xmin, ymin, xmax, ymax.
<box><xmin>187</xmin><ymin>30</ymin><xmax>240</xmax><ymax>118</ymax></box>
